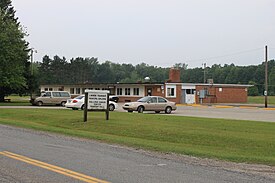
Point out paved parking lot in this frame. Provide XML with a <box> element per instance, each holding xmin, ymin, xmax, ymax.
<box><xmin>116</xmin><ymin>103</ymin><xmax>275</xmax><ymax>122</ymax></box>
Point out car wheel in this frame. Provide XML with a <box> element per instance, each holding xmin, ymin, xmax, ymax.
<box><xmin>81</xmin><ymin>104</ymin><xmax>85</xmax><ymax>110</ymax></box>
<box><xmin>165</xmin><ymin>106</ymin><xmax>172</xmax><ymax>114</ymax></box>
<box><xmin>128</xmin><ymin>110</ymin><xmax>133</xmax><ymax>113</ymax></box>
<box><xmin>37</xmin><ymin>101</ymin><xmax>43</xmax><ymax>106</ymax></box>
<box><xmin>109</xmin><ymin>104</ymin><xmax>115</xmax><ymax>111</ymax></box>
<box><xmin>61</xmin><ymin>101</ymin><xmax>66</xmax><ymax>107</ymax></box>
<box><xmin>155</xmin><ymin>111</ymin><xmax>160</xmax><ymax>113</ymax></box>
<box><xmin>137</xmin><ymin>106</ymin><xmax>144</xmax><ymax>113</ymax></box>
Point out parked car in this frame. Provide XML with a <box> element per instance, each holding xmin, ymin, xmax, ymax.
<box><xmin>65</xmin><ymin>95</ymin><xmax>118</xmax><ymax>111</ymax></box>
<box><xmin>109</xmin><ymin>95</ymin><xmax>119</xmax><ymax>103</ymax></box>
<box><xmin>31</xmin><ymin>91</ymin><xmax>71</xmax><ymax>106</ymax></box>
<box><xmin>122</xmin><ymin>96</ymin><xmax>177</xmax><ymax>114</ymax></box>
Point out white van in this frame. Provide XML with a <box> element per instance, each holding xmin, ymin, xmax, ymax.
<box><xmin>32</xmin><ymin>91</ymin><xmax>71</xmax><ymax>106</ymax></box>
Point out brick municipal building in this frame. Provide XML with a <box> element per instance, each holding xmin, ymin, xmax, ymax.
<box><xmin>40</xmin><ymin>68</ymin><xmax>251</xmax><ymax>104</ymax></box>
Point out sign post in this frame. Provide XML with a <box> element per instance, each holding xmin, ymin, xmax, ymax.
<box><xmin>84</xmin><ymin>90</ymin><xmax>110</xmax><ymax>122</ymax></box>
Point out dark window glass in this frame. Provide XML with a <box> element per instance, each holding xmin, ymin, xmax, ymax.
<box><xmin>168</xmin><ymin>88</ymin><xmax>175</xmax><ymax>96</ymax></box>
<box><xmin>70</xmin><ymin>88</ymin><xmax>74</xmax><ymax>94</ymax></box>
<box><xmin>150</xmin><ymin>97</ymin><xmax>157</xmax><ymax>103</ymax></box>
<box><xmin>134</xmin><ymin>88</ymin><xmax>139</xmax><ymax>95</ymax></box>
<box><xmin>158</xmin><ymin>97</ymin><xmax>167</xmax><ymax>103</ymax></box>
<box><xmin>138</xmin><ymin>96</ymin><xmax>151</xmax><ymax>102</ymax></box>
<box><xmin>125</xmin><ymin>88</ymin><xmax>130</xmax><ymax>95</ymax></box>
<box><xmin>60</xmin><ymin>92</ymin><xmax>70</xmax><ymax>97</ymax></box>
<box><xmin>52</xmin><ymin>92</ymin><xmax>61</xmax><ymax>97</ymax></box>
<box><xmin>43</xmin><ymin>92</ymin><xmax>51</xmax><ymax>97</ymax></box>
<box><xmin>117</xmin><ymin>88</ymin><xmax>122</xmax><ymax>95</ymax></box>
<box><xmin>75</xmin><ymin>95</ymin><xmax>84</xmax><ymax>99</ymax></box>
<box><xmin>76</xmin><ymin>88</ymin><xmax>80</xmax><ymax>94</ymax></box>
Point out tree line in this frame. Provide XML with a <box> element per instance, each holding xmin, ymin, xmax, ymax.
<box><xmin>35</xmin><ymin>55</ymin><xmax>275</xmax><ymax>96</ymax></box>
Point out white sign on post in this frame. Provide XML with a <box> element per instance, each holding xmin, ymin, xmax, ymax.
<box><xmin>85</xmin><ymin>90</ymin><xmax>109</xmax><ymax>110</ymax></box>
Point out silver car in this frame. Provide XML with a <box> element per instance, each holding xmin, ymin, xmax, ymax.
<box><xmin>122</xmin><ymin>96</ymin><xmax>177</xmax><ymax>114</ymax></box>
<box><xmin>31</xmin><ymin>91</ymin><xmax>71</xmax><ymax>106</ymax></box>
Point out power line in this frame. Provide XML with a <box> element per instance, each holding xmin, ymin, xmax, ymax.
<box><xmin>187</xmin><ymin>47</ymin><xmax>264</xmax><ymax>63</ymax></box>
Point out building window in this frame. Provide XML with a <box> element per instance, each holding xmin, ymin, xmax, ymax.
<box><xmin>133</xmin><ymin>88</ymin><xmax>139</xmax><ymax>95</ymax></box>
<box><xmin>167</xmin><ymin>88</ymin><xmax>175</xmax><ymax>96</ymax></box>
<box><xmin>125</xmin><ymin>88</ymin><xmax>131</xmax><ymax>95</ymax></box>
<box><xmin>44</xmin><ymin>88</ymin><xmax>48</xmax><ymax>91</ymax></box>
<box><xmin>82</xmin><ymin>88</ymin><xmax>86</xmax><ymax>94</ymax></box>
<box><xmin>76</xmin><ymin>88</ymin><xmax>80</xmax><ymax>94</ymax></box>
<box><xmin>70</xmin><ymin>88</ymin><xmax>74</xmax><ymax>94</ymax></box>
<box><xmin>117</xmin><ymin>88</ymin><xmax>122</xmax><ymax>95</ymax></box>
<box><xmin>49</xmin><ymin>88</ymin><xmax>53</xmax><ymax>91</ymax></box>
<box><xmin>95</xmin><ymin>88</ymin><xmax>100</xmax><ymax>90</ymax></box>
<box><xmin>186</xmin><ymin>89</ymin><xmax>196</xmax><ymax>94</ymax></box>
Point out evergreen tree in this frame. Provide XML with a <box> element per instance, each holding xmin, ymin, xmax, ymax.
<box><xmin>0</xmin><ymin>0</ymin><xmax>30</xmax><ymax>102</ymax></box>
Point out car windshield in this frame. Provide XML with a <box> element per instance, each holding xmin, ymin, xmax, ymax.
<box><xmin>137</xmin><ymin>96</ymin><xmax>151</xmax><ymax>102</ymax></box>
<box><xmin>75</xmin><ymin>95</ymin><xmax>84</xmax><ymax>100</ymax></box>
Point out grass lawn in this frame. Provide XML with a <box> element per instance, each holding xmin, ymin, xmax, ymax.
<box><xmin>248</xmin><ymin>96</ymin><xmax>275</xmax><ymax>105</ymax></box>
<box><xmin>0</xmin><ymin>109</ymin><xmax>274</xmax><ymax>165</ymax></box>
<box><xmin>0</xmin><ymin>95</ymin><xmax>31</xmax><ymax>106</ymax></box>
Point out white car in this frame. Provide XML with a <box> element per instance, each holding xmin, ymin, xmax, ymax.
<box><xmin>65</xmin><ymin>95</ymin><xmax>118</xmax><ymax>111</ymax></box>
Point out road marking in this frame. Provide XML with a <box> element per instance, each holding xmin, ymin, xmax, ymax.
<box><xmin>239</xmin><ymin>106</ymin><xmax>258</xmax><ymax>109</ymax></box>
<box><xmin>214</xmin><ymin>105</ymin><xmax>234</xmax><ymax>108</ymax></box>
<box><xmin>0</xmin><ymin>151</ymin><xmax>109</xmax><ymax>183</ymax></box>
<box><xmin>262</xmin><ymin>108</ymin><xmax>275</xmax><ymax>110</ymax></box>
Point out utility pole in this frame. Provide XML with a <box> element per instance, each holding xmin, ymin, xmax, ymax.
<box><xmin>265</xmin><ymin>45</ymin><xmax>268</xmax><ymax>108</ymax></box>
<box><xmin>30</xmin><ymin>49</ymin><xmax>34</xmax><ymax>75</ymax></box>
<box><xmin>30</xmin><ymin>48</ymin><xmax>37</xmax><ymax>75</ymax></box>
<box><xmin>203</xmin><ymin>63</ymin><xmax>206</xmax><ymax>83</ymax></box>
<box><xmin>30</xmin><ymin>48</ymin><xmax>37</xmax><ymax>100</ymax></box>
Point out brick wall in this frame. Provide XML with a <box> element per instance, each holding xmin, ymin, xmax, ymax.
<box><xmin>169</xmin><ymin>68</ymin><xmax>181</xmax><ymax>82</ymax></box>
<box><xmin>216</xmin><ymin>87</ymin><xmax>247</xmax><ymax>103</ymax></box>
<box><xmin>145</xmin><ymin>86</ymin><xmax>164</xmax><ymax>97</ymax></box>
<box><xmin>195</xmin><ymin>85</ymin><xmax>248</xmax><ymax>104</ymax></box>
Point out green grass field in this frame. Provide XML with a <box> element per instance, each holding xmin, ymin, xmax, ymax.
<box><xmin>248</xmin><ymin>96</ymin><xmax>275</xmax><ymax>105</ymax></box>
<box><xmin>0</xmin><ymin>95</ymin><xmax>31</xmax><ymax>106</ymax></box>
<box><xmin>0</xmin><ymin>108</ymin><xmax>274</xmax><ymax>165</ymax></box>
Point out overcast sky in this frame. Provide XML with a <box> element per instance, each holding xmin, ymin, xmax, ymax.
<box><xmin>13</xmin><ymin>0</ymin><xmax>275</xmax><ymax>68</ymax></box>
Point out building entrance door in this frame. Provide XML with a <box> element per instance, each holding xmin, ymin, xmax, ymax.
<box><xmin>185</xmin><ymin>89</ymin><xmax>195</xmax><ymax>104</ymax></box>
<box><xmin>146</xmin><ymin>88</ymin><xmax>152</xmax><ymax>96</ymax></box>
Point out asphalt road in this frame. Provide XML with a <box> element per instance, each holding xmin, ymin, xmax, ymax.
<box><xmin>0</xmin><ymin>124</ymin><xmax>274</xmax><ymax>183</ymax></box>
